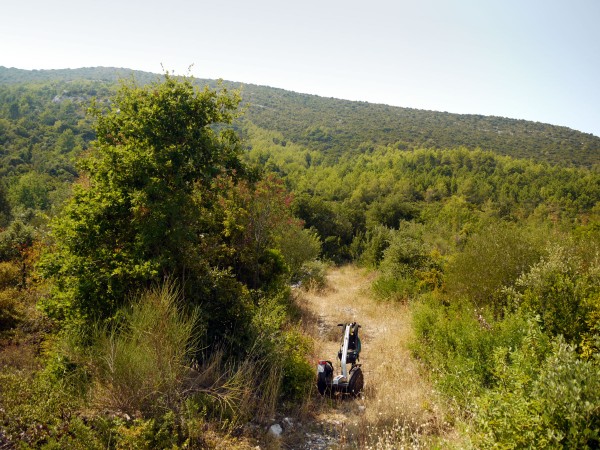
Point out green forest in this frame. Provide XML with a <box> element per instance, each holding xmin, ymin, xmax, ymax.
<box><xmin>0</xmin><ymin>67</ymin><xmax>599</xmax><ymax>448</ymax></box>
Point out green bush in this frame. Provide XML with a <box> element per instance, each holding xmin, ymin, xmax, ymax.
<box><xmin>513</xmin><ymin>244</ymin><xmax>600</xmax><ymax>342</ymax></box>
<box><xmin>251</xmin><ymin>293</ymin><xmax>314</xmax><ymax>402</ymax></box>
<box><xmin>444</xmin><ymin>221</ymin><xmax>543</xmax><ymax>311</ymax></box>
<box><xmin>359</xmin><ymin>225</ymin><xmax>393</xmax><ymax>267</ymax></box>
<box><xmin>278</xmin><ymin>328</ymin><xmax>314</xmax><ymax>401</ymax></box>
<box><xmin>372</xmin><ymin>275</ymin><xmax>415</xmax><ymax>302</ymax></box>
<box><xmin>411</xmin><ymin>294</ymin><xmax>530</xmax><ymax>406</ymax></box>
<box><xmin>372</xmin><ymin>225</ymin><xmax>441</xmax><ymax>301</ymax></box>
<box><xmin>0</xmin><ymin>261</ymin><xmax>21</xmax><ymax>288</ymax></box>
<box><xmin>0</xmin><ymin>220</ymin><xmax>34</xmax><ymax>261</ymax></box>
<box><xmin>298</xmin><ymin>259</ymin><xmax>328</xmax><ymax>290</ymax></box>
<box><xmin>275</xmin><ymin>226</ymin><xmax>321</xmax><ymax>282</ymax></box>
<box><xmin>473</xmin><ymin>338</ymin><xmax>600</xmax><ymax>448</ymax></box>
<box><xmin>0</xmin><ymin>371</ymin><xmax>97</xmax><ymax>449</ymax></box>
<box><xmin>378</xmin><ymin>229</ymin><xmax>429</xmax><ymax>279</ymax></box>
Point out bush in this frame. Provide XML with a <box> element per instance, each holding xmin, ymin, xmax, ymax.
<box><xmin>372</xmin><ymin>225</ymin><xmax>441</xmax><ymax>301</ymax></box>
<box><xmin>0</xmin><ymin>371</ymin><xmax>97</xmax><ymax>449</ymax></box>
<box><xmin>444</xmin><ymin>221</ymin><xmax>543</xmax><ymax>311</ymax></box>
<box><xmin>411</xmin><ymin>294</ymin><xmax>530</xmax><ymax>406</ymax></box>
<box><xmin>513</xmin><ymin>244</ymin><xmax>600</xmax><ymax>342</ymax></box>
<box><xmin>473</xmin><ymin>338</ymin><xmax>600</xmax><ymax>448</ymax></box>
<box><xmin>378</xmin><ymin>229</ymin><xmax>429</xmax><ymax>279</ymax></box>
<box><xmin>359</xmin><ymin>225</ymin><xmax>393</xmax><ymax>267</ymax></box>
<box><xmin>275</xmin><ymin>226</ymin><xmax>321</xmax><ymax>282</ymax></box>
<box><xmin>279</xmin><ymin>328</ymin><xmax>314</xmax><ymax>401</ymax></box>
<box><xmin>0</xmin><ymin>261</ymin><xmax>21</xmax><ymax>288</ymax></box>
<box><xmin>0</xmin><ymin>220</ymin><xmax>34</xmax><ymax>261</ymax></box>
<box><xmin>298</xmin><ymin>260</ymin><xmax>328</xmax><ymax>291</ymax></box>
<box><xmin>251</xmin><ymin>294</ymin><xmax>314</xmax><ymax>402</ymax></box>
<box><xmin>372</xmin><ymin>275</ymin><xmax>415</xmax><ymax>302</ymax></box>
<box><xmin>0</xmin><ymin>288</ymin><xmax>23</xmax><ymax>332</ymax></box>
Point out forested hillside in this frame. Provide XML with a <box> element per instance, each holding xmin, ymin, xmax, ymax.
<box><xmin>2</xmin><ymin>66</ymin><xmax>600</xmax><ymax>168</ymax></box>
<box><xmin>0</xmin><ymin>67</ymin><xmax>599</xmax><ymax>448</ymax></box>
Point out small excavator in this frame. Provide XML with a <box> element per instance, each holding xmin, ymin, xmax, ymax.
<box><xmin>316</xmin><ymin>322</ymin><xmax>363</xmax><ymax>396</ymax></box>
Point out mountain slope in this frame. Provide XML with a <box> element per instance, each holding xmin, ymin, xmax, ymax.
<box><xmin>1</xmin><ymin>66</ymin><xmax>599</xmax><ymax>168</ymax></box>
<box><xmin>238</xmin><ymin>83</ymin><xmax>600</xmax><ymax>167</ymax></box>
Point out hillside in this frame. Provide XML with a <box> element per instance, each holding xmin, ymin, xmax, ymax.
<box><xmin>238</xmin><ymin>84</ymin><xmax>600</xmax><ymax>168</ymax></box>
<box><xmin>1</xmin><ymin>66</ymin><xmax>599</xmax><ymax>168</ymax></box>
<box><xmin>0</xmin><ymin>68</ymin><xmax>598</xmax><ymax>449</ymax></box>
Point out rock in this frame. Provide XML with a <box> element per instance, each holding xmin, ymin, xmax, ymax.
<box><xmin>268</xmin><ymin>423</ymin><xmax>283</xmax><ymax>437</ymax></box>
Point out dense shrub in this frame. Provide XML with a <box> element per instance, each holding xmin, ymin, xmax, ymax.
<box><xmin>444</xmin><ymin>221</ymin><xmax>543</xmax><ymax>311</ymax></box>
<box><xmin>359</xmin><ymin>225</ymin><xmax>393</xmax><ymax>268</ymax></box>
<box><xmin>275</xmin><ymin>226</ymin><xmax>321</xmax><ymax>282</ymax></box>
<box><xmin>0</xmin><ymin>220</ymin><xmax>34</xmax><ymax>261</ymax></box>
<box><xmin>473</xmin><ymin>338</ymin><xmax>600</xmax><ymax>448</ymax></box>
<box><xmin>251</xmin><ymin>293</ymin><xmax>314</xmax><ymax>402</ymax></box>
<box><xmin>372</xmin><ymin>225</ymin><xmax>442</xmax><ymax>301</ymax></box>
<box><xmin>0</xmin><ymin>371</ymin><xmax>94</xmax><ymax>449</ymax></box>
<box><xmin>0</xmin><ymin>288</ymin><xmax>23</xmax><ymax>332</ymax></box>
<box><xmin>510</xmin><ymin>244</ymin><xmax>600</xmax><ymax>342</ymax></box>
<box><xmin>411</xmin><ymin>294</ymin><xmax>530</xmax><ymax>407</ymax></box>
<box><xmin>297</xmin><ymin>259</ymin><xmax>328</xmax><ymax>291</ymax></box>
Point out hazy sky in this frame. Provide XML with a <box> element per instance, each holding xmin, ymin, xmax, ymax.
<box><xmin>3</xmin><ymin>0</ymin><xmax>600</xmax><ymax>136</ymax></box>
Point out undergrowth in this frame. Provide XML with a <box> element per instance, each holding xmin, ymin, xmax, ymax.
<box><xmin>0</xmin><ymin>281</ymin><xmax>314</xmax><ymax>449</ymax></box>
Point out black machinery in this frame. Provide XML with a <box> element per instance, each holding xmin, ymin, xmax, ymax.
<box><xmin>316</xmin><ymin>322</ymin><xmax>363</xmax><ymax>396</ymax></box>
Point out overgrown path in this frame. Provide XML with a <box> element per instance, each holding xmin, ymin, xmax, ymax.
<box><xmin>293</xmin><ymin>265</ymin><xmax>453</xmax><ymax>449</ymax></box>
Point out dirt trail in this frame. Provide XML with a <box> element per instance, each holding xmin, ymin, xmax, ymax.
<box><xmin>293</xmin><ymin>265</ymin><xmax>451</xmax><ymax>449</ymax></box>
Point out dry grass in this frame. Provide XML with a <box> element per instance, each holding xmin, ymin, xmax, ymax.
<box><xmin>295</xmin><ymin>265</ymin><xmax>458</xmax><ymax>448</ymax></box>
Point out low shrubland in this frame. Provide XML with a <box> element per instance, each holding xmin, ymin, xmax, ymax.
<box><xmin>410</xmin><ymin>233</ymin><xmax>600</xmax><ymax>448</ymax></box>
<box><xmin>0</xmin><ymin>281</ymin><xmax>314</xmax><ymax>448</ymax></box>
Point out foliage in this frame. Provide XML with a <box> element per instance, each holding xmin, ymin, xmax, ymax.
<box><xmin>38</xmin><ymin>74</ymin><xmax>244</xmax><ymax>324</ymax></box>
<box><xmin>218</xmin><ymin>174</ymin><xmax>304</xmax><ymax>290</ymax></box>
<box><xmin>3</xmin><ymin>66</ymin><xmax>600</xmax><ymax>447</ymax></box>
<box><xmin>473</xmin><ymin>338</ymin><xmax>600</xmax><ymax>448</ymax></box>
<box><xmin>274</xmin><ymin>226</ymin><xmax>321</xmax><ymax>283</ymax></box>
<box><xmin>292</xmin><ymin>193</ymin><xmax>354</xmax><ymax>261</ymax></box>
<box><xmin>358</xmin><ymin>225</ymin><xmax>393</xmax><ymax>267</ymax></box>
<box><xmin>509</xmin><ymin>243</ymin><xmax>600</xmax><ymax>342</ymax></box>
<box><xmin>251</xmin><ymin>293</ymin><xmax>314</xmax><ymax>402</ymax></box>
<box><xmin>0</xmin><ymin>219</ymin><xmax>35</xmax><ymax>262</ymax></box>
<box><xmin>444</xmin><ymin>221</ymin><xmax>544</xmax><ymax>311</ymax></box>
<box><xmin>0</xmin><ymin>287</ymin><xmax>23</xmax><ymax>331</ymax></box>
<box><xmin>0</xmin><ymin>362</ymin><xmax>258</xmax><ymax>449</ymax></box>
<box><xmin>412</xmin><ymin>239</ymin><xmax>600</xmax><ymax>447</ymax></box>
<box><xmin>411</xmin><ymin>294</ymin><xmax>530</xmax><ymax>407</ymax></box>
<box><xmin>0</xmin><ymin>370</ymin><xmax>94</xmax><ymax>449</ymax></box>
<box><xmin>297</xmin><ymin>259</ymin><xmax>329</xmax><ymax>290</ymax></box>
<box><xmin>248</xmin><ymin>139</ymin><xmax>600</xmax><ymax>263</ymax></box>
<box><xmin>3</xmin><ymin>66</ymin><xmax>600</xmax><ymax>169</ymax></box>
<box><xmin>370</xmin><ymin>225</ymin><xmax>443</xmax><ymax>301</ymax></box>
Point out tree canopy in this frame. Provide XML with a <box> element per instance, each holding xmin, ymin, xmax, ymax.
<box><xmin>39</xmin><ymin>75</ymin><xmax>245</xmax><ymax>323</ymax></box>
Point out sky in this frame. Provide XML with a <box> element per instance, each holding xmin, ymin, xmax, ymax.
<box><xmin>3</xmin><ymin>0</ymin><xmax>600</xmax><ymax>137</ymax></box>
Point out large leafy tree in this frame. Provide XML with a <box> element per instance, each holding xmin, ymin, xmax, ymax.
<box><xmin>40</xmin><ymin>75</ymin><xmax>245</xmax><ymax>323</ymax></box>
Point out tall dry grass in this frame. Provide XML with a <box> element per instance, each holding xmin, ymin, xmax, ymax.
<box><xmin>89</xmin><ymin>281</ymin><xmax>199</xmax><ymax>415</ymax></box>
<box><xmin>297</xmin><ymin>265</ymin><xmax>457</xmax><ymax>448</ymax></box>
<box><xmin>88</xmin><ymin>281</ymin><xmax>281</xmax><ymax>426</ymax></box>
